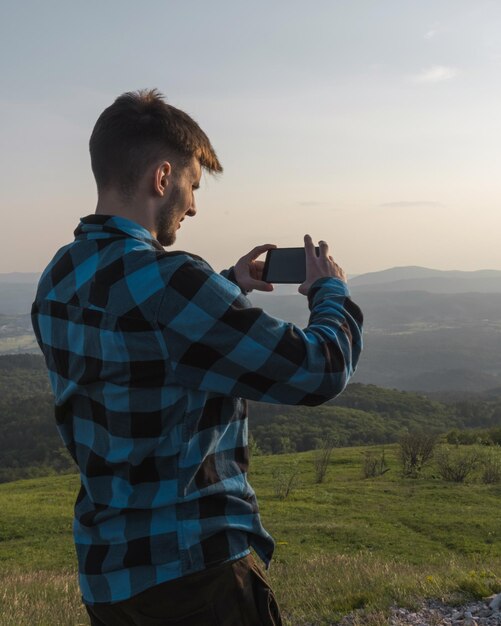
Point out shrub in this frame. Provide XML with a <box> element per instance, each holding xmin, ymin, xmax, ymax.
<box><xmin>489</xmin><ymin>428</ymin><xmax>501</xmax><ymax>446</ymax></box>
<box><xmin>313</xmin><ymin>438</ymin><xmax>336</xmax><ymax>484</ymax></box>
<box><xmin>272</xmin><ymin>464</ymin><xmax>300</xmax><ymax>499</ymax></box>
<box><xmin>399</xmin><ymin>431</ymin><xmax>437</xmax><ymax>478</ymax></box>
<box><xmin>248</xmin><ymin>433</ymin><xmax>262</xmax><ymax>458</ymax></box>
<box><xmin>480</xmin><ymin>450</ymin><xmax>501</xmax><ymax>484</ymax></box>
<box><xmin>435</xmin><ymin>445</ymin><xmax>482</xmax><ymax>483</ymax></box>
<box><xmin>444</xmin><ymin>427</ymin><xmax>501</xmax><ymax>447</ymax></box>
<box><xmin>362</xmin><ymin>448</ymin><xmax>390</xmax><ymax>478</ymax></box>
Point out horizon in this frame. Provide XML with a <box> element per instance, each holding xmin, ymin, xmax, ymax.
<box><xmin>4</xmin><ymin>263</ymin><xmax>501</xmax><ymax>280</ymax></box>
<box><xmin>1</xmin><ymin>1</ymin><xmax>501</xmax><ymax>275</ymax></box>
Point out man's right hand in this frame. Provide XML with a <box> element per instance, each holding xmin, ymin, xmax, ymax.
<box><xmin>298</xmin><ymin>234</ymin><xmax>347</xmax><ymax>296</ymax></box>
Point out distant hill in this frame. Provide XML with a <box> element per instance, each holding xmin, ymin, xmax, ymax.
<box><xmin>349</xmin><ymin>266</ymin><xmax>501</xmax><ymax>293</ymax></box>
<box><xmin>0</xmin><ymin>273</ymin><xmax>39</xmax><ymax>316</ymax></box>
<box><xmin>247</xmin><ymin>288</ymin><xmax>501</xmax><ymax>394</ymax></box>
<box><xmin>251</xmin><ymin>290</ymin><xmax>501</xmax><ymax>330</ymax></box>
<box><xmin>353</xmin><ymin>290</ymin><xmax>501</xmax><ymax>333</ymax></box>
<box><xmin>248</xmin><ymin>269</ymin><xmax>501</xmax><ymax>394</ymax></box>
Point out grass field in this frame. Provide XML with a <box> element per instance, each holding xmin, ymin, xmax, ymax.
<box><xmin>1</xmin><ymin>445</ymin><xmax>500</xmax><ymax>625</ymax></box>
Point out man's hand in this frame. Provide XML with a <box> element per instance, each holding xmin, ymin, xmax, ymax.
<box><xmin>234</xmin><ymin>244</ymin><xmax>277</xmax><ymax>293</ymax></box>
<box><xmin>298</xmin><ymin>234</ymin><xmax>347</xmax><ymax>296</ymax></box>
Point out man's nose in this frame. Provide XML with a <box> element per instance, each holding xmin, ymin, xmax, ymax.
<box><xmin>186</xmin><ymin>201</ymin><xmax>197</xmax><ymax>217</ymax></box>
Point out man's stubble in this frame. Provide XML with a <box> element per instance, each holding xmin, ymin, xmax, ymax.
<box><xmin>155</xmin><ymin>185</ymin><xmax>182</xmax><ymax>247</ymax></box>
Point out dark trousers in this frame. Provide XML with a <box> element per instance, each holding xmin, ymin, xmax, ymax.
<box><xmin>85</xmin><ymin>554</ymin><xmax>282</xmax><ymax>626</ymax></box>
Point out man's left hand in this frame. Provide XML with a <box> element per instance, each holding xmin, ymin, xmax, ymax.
<box><xmin>234</xmin><ymin>244</ymin><xmax>277</xmax><ymax>293</ymax></box>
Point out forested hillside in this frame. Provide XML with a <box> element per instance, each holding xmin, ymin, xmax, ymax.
<box><xmin>1</xmin><ymin>355</ymin><xmax>501</xmax><ymax>482</ymax></box>
<box><xmin>248</xmin><ymin>383</ymin><xmax>501</xmax><ymax>453</ymax></box>
<box><xmin>0</xmin><ymin>355</ymin><xmax>74</xmax><ymax>482</ymax></box>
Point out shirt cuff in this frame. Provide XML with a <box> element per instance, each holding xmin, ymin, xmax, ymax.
<box><xmin>220</xmin><ymin>266</ymin><xmax>249</xmax><ymax>295</ymax></box>
<box><xmin>307</xmin><ymin>277</ymin><xmax>350</xmax><ymax>309</ymax></box>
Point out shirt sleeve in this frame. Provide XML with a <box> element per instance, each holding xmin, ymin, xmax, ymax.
<box><xmin>219</xmin><ymin>266</ymin><xmax>248</xmax><ymax>295</ymax></box>
<box><xmin>156</xmin><ymin>256</ymin><xmax>363</xmax><ymax>406</ymax></box>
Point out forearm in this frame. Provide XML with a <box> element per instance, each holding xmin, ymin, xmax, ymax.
<box><xmin>232</xmin><ymin>277</ymin><xmax>362</xmax><ymax>405</ymax></box>
<box><xmin>220</xmin><ymin>266</ymin><xmax>248</xmax><ymax>295</ymax></box>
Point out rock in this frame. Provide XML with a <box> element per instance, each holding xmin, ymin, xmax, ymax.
<box><xmin>488</xmin><ymin>594</ymin><xmax>501</xmax><ymax>612</ymax></box>
<box><xmin>339</xmin><ymin>598</ymin><xmax>501</xmax><ymax>625</ymax></box>
<box><xmin>463</xmin><ymin>611</ymin><xmax>478</xmax><ymax>626</ymax></box>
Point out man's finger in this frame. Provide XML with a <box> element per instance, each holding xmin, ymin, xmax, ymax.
<box><xmin>245</xmin><ymin>278</ymin><xmax>274</xmax><ymax>292</ymax></box>
<box><xmin>319</xmin><ymin>240</ymin><xmax>329</xmax><ymax>256</ymax></box>
<box><xmin>304</xmin><ymin>234</ymin><xmax>316</xmax><ymax>259</ymax></box>
<box><xmin>252</xmin><ymin>260</ymin><xmax>266</xmax><ymax>279</ymax></box>
<box><xmin>245</xmin><ymin>243</ymin><xmax>277</xmax><ymax>261</ymax></box>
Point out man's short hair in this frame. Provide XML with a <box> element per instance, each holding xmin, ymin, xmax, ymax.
<box><xmin>89</xmin><ymin>89</ymin><xmax>223</xmax><ymax>196</ymax></box>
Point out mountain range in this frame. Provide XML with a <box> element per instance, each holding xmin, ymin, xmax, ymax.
<box><xmin>2</xmin><ymin>266</ymin><xmax>501</xmax><ymax>394</ymax></box>
<box><xmin>349</xmin><ymin>266</ymin><xmax>501</xmax><ymax>294</ymax></box>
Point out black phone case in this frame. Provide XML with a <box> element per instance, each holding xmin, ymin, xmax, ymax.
<box><xmin>262</xmin><ymin>247</ymin><xmax>319</xmax><ymax>284</ymax></box>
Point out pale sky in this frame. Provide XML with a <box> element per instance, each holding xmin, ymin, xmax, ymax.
<box><xmin>1</xmin><ymin>0</ymin><xmax>500</xmax><ymax>275</ymax></box>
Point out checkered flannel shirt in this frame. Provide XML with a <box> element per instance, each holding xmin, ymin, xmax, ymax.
<box><xmin>31</xmin><ymin>214</ymin><xmax>363</xmax><ymax>605</ymax></box>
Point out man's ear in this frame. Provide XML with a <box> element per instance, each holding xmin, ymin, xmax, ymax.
<box><xmin>154</xmin><ymin>161</ymin><xmax>172</xmax><ymax>197</ymax></box>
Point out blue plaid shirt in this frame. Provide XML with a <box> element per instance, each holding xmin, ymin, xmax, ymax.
<box><xmin>31</xmin><ymin>214</ymin><xmax>363</xmax><ymax>605</ymax></box>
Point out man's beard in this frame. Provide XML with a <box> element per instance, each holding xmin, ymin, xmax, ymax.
<box><xmin>155</xmin><ymin>186</ymin><xmax>182</xmax><ymax>247</ymax></box>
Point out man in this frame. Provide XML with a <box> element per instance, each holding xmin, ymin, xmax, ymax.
<box><xmin>31</xmin><ymin>89</ymin><xmax>363</xmax><ymax>625</ymax></box>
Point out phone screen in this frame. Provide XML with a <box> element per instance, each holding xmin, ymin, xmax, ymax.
<box><xmin>262</xmin><ymin>247</ymin><xmax>320</xmax><ymax>284</ymax></box>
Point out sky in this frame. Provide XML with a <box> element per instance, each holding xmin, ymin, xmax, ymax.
<box><xmin>0</xmin><ymin>0</ymin><xmax>500</xmax><ymax>276</ymax></box>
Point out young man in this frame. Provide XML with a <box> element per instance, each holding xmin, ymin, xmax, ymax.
<box><xmin>31</xmin><ymin>89</ymin><xmax>363</xmax><ymax>625</ymax></box>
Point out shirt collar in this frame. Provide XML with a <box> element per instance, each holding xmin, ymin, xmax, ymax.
<box><xmin>74</xmin><ymin>214</ymin><xmax>165</xmax><ymax>251</ymax></box>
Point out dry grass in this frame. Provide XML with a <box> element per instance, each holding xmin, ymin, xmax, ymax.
<box><xmin>1</xmin><ymin>554</ymin><xmax>500</xmax><ymax>626</ymax></box>
<box><xmin>0</xmin><ymin>570</ymin><xmax>87</xmax><ymax>626</ymax></box>
<box><xmin>268</xmin><ymin>552</ymin><xmax>501</xmax><ymax>625</ymax></box>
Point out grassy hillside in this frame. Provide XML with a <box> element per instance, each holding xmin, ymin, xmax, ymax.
<box><xmin>1</xmin><ymin>446</ymin><xmax>500</xmax><ymax>625</ymax></box>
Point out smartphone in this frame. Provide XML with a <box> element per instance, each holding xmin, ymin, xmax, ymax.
<box><xmin>262</xmin><ymin>247</ymin><xmax>320</xmax><ymax>284</ymax></box>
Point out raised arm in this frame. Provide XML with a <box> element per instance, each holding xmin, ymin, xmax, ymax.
<box><xmin>156</xmin><ymin>248</ymin><xmax>363</xmax><ymax>406</ymax></box>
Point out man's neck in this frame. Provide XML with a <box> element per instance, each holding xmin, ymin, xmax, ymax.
<box><xmin>95</xmin><ymin>190</ymin><xmax>156</xmax><ymax>237</ymax></box>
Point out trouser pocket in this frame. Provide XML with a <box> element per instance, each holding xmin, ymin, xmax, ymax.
<box><xmin>249</xmin><ymin>560</ymin><xmax>283</xmax><ymax>626</ymax></box>
<box><xmin>253</xmin><ymin>584</ymin><xmax>282</xmax><ymax>626</ymax></box>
